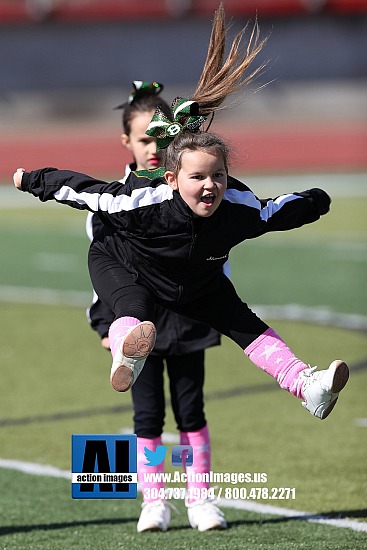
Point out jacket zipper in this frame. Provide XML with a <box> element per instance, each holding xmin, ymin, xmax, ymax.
<box><xmin>177</xmin><ymin>219</ymin><xmax>197</xmax><ymax>303</ymax></box>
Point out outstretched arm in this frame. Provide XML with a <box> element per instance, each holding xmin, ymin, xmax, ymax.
<box><xmin>252</xmin><ymin>187</ymin><xmax>331</xmax><ymax>233</ymax></box>
<box><xmin>12</xmin><ymin>166</ymin><xmax>123</xmax><ymax>212</ymax></box>
<box><xmin>225</xmin><ymin>177</ymin><xmax>331</xmax><ymax>240</ymax></box>
<box><xmin>255</xmin><ymin>187</ymin><xmax>331</xmax><ymax>234</ymax></box>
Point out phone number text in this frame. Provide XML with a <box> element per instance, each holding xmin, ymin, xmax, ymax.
<box><xmin>143</xmin><ymin>487</ymin><xmax>296</xmax><ymax>500</ymax></box>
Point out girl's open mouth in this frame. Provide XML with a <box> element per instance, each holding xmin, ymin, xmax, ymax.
<box><xmin>201</xmin><ymin>193</ymin><xmax>215</xmax><ymax>205</ymax></box>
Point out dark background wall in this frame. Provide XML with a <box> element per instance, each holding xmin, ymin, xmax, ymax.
<box><xmin>1</xmin><ymin>14</ymin><xmax>367</xmax><ymax>94</ymax></box>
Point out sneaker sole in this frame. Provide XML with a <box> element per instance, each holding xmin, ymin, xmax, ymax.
<box><xmin>321</xmin><ymin>360</ymin><xmax>349</xmax><ymax>419</ymax></box>
<box><xmin>197</xmin><ymin>521</ymin><xmax>228</xmax><ymax>532</ymax></box>
<box><xmin>122</xmin><ymin>321</ymin><xmax>156</xmax><ymax>358</ymax></box>
<box><xmin>111</xmin><ymin>322</ymin><xmax>156</xmax><ymax>392</ymax></box>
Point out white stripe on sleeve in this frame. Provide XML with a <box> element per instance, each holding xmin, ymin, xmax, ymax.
<box><xmin>54</xmin><ymin>184</ymin><xmax>173</xmax><ymax>213</ymax></box>
<box><xmin>224</xmin><ymin>189</ymin><xmax>302</xmax><ymax>221</ymax></box>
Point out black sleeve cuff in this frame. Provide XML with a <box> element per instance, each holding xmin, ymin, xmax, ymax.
<box><xmin>21</xmin><ymin>172</ymin><xmax>31</xmax><ymax>192</ymax></box>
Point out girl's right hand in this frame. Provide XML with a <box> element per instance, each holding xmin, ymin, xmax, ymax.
<box><xmin>13</xmin><ymin>168</ymin><xmax>25</xmax><ymax>189</ymax></box>
<box><xmin>101</xmin><ymin>336</ymin><xmax>111</xmax><ymax>351</ymax></box>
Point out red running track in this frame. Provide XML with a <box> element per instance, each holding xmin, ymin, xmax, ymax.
<box><xmin>1</xmin><ymin>122</ymin><xmax>366</xmax><ymax>182</ymax></box>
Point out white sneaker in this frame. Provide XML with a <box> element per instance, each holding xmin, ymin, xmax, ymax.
<box><xmin>301</xmin><ymin>360</ymin><xmax>349</xmax><ymax>419</ymax></box>
<box><xmin>137</xmin><ymin>500</ymin><xmax>170</xmax><ymax>532</ymax></box>
<box><xmin>110</xmin><ymin>321</ymin><xmax>156</xmax><ymax>392</ymax></box>
<box><xmin>187</xmin><ymin>499</ymin><xmax>227</xmax><ymax>531</ymax></box>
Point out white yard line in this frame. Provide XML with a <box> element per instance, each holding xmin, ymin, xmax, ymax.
<box><xmin>242</xmin><ymin>173</ymin><xmax>367</xmax><ymax>198</ymax></box>
<box><xmin>217</xmin><ymin>497</ymin><xmax>367</xmax><ymax>533</ymax></box>
<box><xmin>251</xmin><ymin>303</ymin><xmax>367</xmax><ymax>331</ymax></box>
<box><xmin>0</xmin><ymin>285</ymin><xmax>91</xmax><ymax>307</ymax></box>
<box><xmin>0</xmin><ymin>458</ymin><xmax>366</xmax><ymax>533</ymax></box>
<box><xmin>1</xmin><ymin>285</ymin><xmax>367</xmax><ymax>331</ymax></box>
<box><xmin>355</xmin><ymin>418</ymin><xmax>367</xmax><ymax>428</ymax></box>
<box><xmin>0</xmin><ymin>458</ymin><xmax>70</xmax><ymax>479</ymax></box>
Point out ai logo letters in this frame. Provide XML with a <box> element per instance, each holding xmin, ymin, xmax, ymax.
<box><xmin>71</xmin><ymin>434</ymin><xmax>137</xmax><ymax>499</ymax></box>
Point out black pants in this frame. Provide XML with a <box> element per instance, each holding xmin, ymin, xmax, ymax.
<box><xmin>132</xmin><ymin>350</ymin><xmax>206</xmax><ymax>438</ymax></box>
<box><xmin>89</xmin><ymin>243</ymin><xmax>268</xmax><ymax>350</ymax></box>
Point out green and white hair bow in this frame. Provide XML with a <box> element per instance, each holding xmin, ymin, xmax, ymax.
<box><xmin>114</xmin><ymin>81</ymin><xmax>163</xmax><ymax>110</ymax></box>
<box><xmin>145</xmin><ymin>97</ymin><xmax>207</xmax><ymax>150</ymax></box>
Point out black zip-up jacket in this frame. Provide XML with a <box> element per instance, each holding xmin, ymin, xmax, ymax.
<box><xmin>21</xmin><ymin>167</ymin><xmax>330</xmax><ymax>305</ymax></box>
<box><xmin>86</xmin><ymin>183</ymin><xmax>221</xmax><ymax>354</ymax></box>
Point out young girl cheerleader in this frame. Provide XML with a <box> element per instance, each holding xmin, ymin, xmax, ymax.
<box><xmin>86</xmin><ymin>81</ymin><xmax>226</xmax><ymax>532</ymax></box>
<box><xmin>13</xmin><ymin>2</ymin><xmax>349</xmax><ymax>527</ymax></box>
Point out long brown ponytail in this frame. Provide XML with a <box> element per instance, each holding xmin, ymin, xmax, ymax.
<box><xmin>161</xmin><ymin>3</ymin><xmax>268</xmax><ymax>176</ymax></box>
<box><xmin>191</xmin><ymin>2</ymin><xmax>267</xmax><ymax>116</ymax></box>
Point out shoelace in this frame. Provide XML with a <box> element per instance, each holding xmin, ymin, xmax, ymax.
<box><xmin>300</xmin><ymin>366</ymin><xmax>320</xmax><ymax>388</ymax></box>
<box><xmin>301</xmin><ymin>366</ymin><xmax>338</xmax><ymax>398</ymax></box>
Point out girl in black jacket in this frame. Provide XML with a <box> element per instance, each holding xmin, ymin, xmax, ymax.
<box><xmin>13</xmin><ymin>4</ymin><xmax>348</xmax><ymax>428</ymax></box>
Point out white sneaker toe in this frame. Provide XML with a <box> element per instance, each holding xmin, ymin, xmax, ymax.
<box><xmin>187</xmin><ymin>499</ymin><xmax>227</xmax><ymax>531</ymax></box>
<box><xmin>137</xmin><ymin>500</ymin><xmax>170</xmax><ymax>532</ymax></box>
<box><xmin>301</xmin><ymin>360</ymin><xmax>349</xmax><ymax>419</ymax></box>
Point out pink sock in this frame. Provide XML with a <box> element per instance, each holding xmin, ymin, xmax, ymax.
<box><xmin>244</xmin><ymin>328</ymin><xmax>307</xmax><ymax>398</ymax></box>
<box><xmin>137</xmin><ymin>436</ymin><xmax>165</xmax><ymax>503</ymax></box>
<box><xmin>108</xmin><ymin>316</ymin><xmax>140</xmax><ymax>358</ymax></box>
<box><xmin>180</xmin><ymin>425</ymin><xmax>211</xmax><ymax>504</ymax></box>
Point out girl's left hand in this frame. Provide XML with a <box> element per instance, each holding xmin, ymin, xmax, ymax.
<box><xmin>13</xmin><ymin>168</ymin><xmax>25</xmax><ymax>189</ymax></box>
